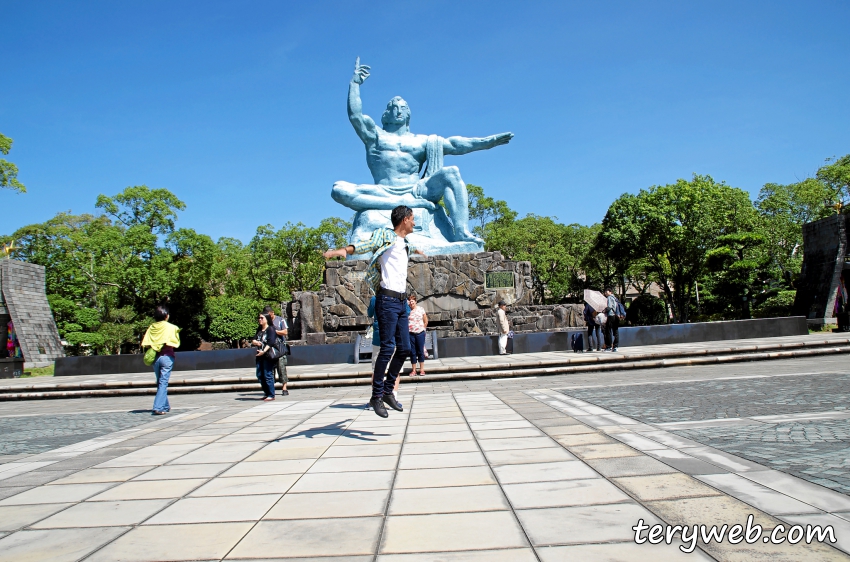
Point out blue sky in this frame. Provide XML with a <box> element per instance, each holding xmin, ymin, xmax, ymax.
<box><xmin>2</xmin><ymin>1</ymin><xmax>849</xmax><ymax>242</ymax></box>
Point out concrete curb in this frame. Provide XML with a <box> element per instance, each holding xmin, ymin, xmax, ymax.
<box><xmin>1</xmin><ymin>343</ymin><xmax>847</xmax><ymax>401</ymax></box>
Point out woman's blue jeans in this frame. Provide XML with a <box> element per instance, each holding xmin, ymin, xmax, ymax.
<box><xmin>256</xmin><ymin>358</ymin><xmax>276</xmax><ymax>398</ymax></box>
<box><xmin>409</xmin><ymin>331</ymin><xmax>426</xmax><ymax>364</ymax></box>
<box><xmin>153</xmin><ymin>355</ymin><xmax>174</xmax><ymax>412</ymax></box>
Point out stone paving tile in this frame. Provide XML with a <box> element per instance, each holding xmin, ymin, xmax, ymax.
<box><xmin>89</xmin><ymin>521</ymin><xmax>253</xmax><ymax>561</ymax></box>
<box><xmin>229</xmin><ymin>517</ymin><xmax>383</xmax><ymax>558</ymax></box>
<box><xmin>484</xmin><ymin>447</ymin><xmax>576</xmax><ymax>466</ymax></box>
<box><xmin>380</xmin><ymin>511</ymin><xmax>529</xmax><ymax>554</ymax></box>
<box><xmin>503</xmin><ymin>478</ymin><xmax>631</xmax><ymax>509</ymax></box>
<box><xmin>516</xmin><ymin>503</ymin><xmax>661</xmax><ymax>546</ymax></box>
<box><xmin>0</xmin><ymin>526</ymin><xmax>128</xmax><ymax>562</ymax></box>
<box><xmin>398</xmin><ymin>452</ymin><xmax>486</xmax><ymax>470</ymax></box>
<box><xmin>535</xmin><ymin>541</ymin><xmax>714</xmax><ymax>561</ymax></box>
<box><xmin>0</xmin><ymin>482</ymin><xmax>113</xmax><ymax>505</ymax></box>
<box><xmin>394</xmin><ymin>466</ymin><xmax>496</xmax><ymax>489</ymax></box>
<box><xmin>389</xmin><ymin>484</ymin><xmax>510</xmax><ymax>515</ymax></box>
<box><xmin>265</xmin><ymin>489</ymin><xmax>389</xmax><ymax>519</ymax></box>
<box><xmin>289</xmin><ymin>470</ymin><xmax>394</xmax><ymax>493</ymax></box>
<box><xmin>132</xmin><ymin>462</ymin><xmax>231</xmax><ymax>481</ymax></box>
<box><xmin>49</xmin><ymin>466</ymin><xmax>152</xmax><ymax>484</ymax></box>
<box><xmin>32</xmin><ymin>498</ymin><xmax>170</xmax><ymax>528</ymax></box>
<box><xmin>377</xmin><ymin>549</ymin><xmax>538</xmax><ymax>561</ymax></box>
<box><xmin>612</xmin><ymin>473</ymin><xmax>723</xmax><ymax>502</ymax></box>
<box><xmin>492</xmin><ymin>460</ymin><xmax>598</xmax><ymax>484</ymax></box>
<box><xmin>189</xmin><ymin>474</ymin><xmax>299</xmax><ymax>496</ymax></box>
<box><xmin>0</xmin><ymin>503</ymin><xmax>72</xmax><ymax>532</ymax></box>
<box><xmin>88</xmin><ymin>478</ymin><xmax>205</xmax><ymax>501</ymax></box>
<box><xmin>586</xmin><ymin>455</ymin><xmax>679</xmax><ymax>477</ymax></box>
<box><xmin>145</xmin><ymin>494</ymin><xmax>280</xmax><ymax>524</ymax></box>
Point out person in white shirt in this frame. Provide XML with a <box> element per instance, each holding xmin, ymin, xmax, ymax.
<box><xmin>323</xmin><ymin>205</ymin><xmax>425</xmax><ymax>418</ymax></box>
<box><xmin>496</xmin><ymin>300</ymin><xmax>511</xmax><ymax>355</ymax></box>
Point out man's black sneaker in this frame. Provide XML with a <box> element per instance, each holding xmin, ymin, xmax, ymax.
<box><xmin>370</xmin><ymin>396</ymin><xmax>388</xmax><ymax>418</ymax></box>
<box><xmin>383</xmin><ymin>393</ymin><xmax>403</xmax><ymax>412</ymax></box>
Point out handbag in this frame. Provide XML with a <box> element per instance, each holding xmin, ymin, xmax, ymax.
<box><xmin>143</xmin><ymin>347</ymin><xmax>157</xmax><ymax>366</ymax></box>
<box><xmin>266</xmin><ymin>345</ymin><xmax>280</xmax><ymax>361</ymax></box>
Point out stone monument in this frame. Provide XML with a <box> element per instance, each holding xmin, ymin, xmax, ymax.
<box><xmin>331</xmin><ymin>58</ymin><xmax>514</xmax><ymax>257</ymax></box>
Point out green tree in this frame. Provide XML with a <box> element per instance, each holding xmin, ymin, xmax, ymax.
<box><xmin>248</xmin><ymin>218</ymin><xmax>349</xmax><ymax>302</ymax></box>
<box><xmin>705</xmin><ymin>232</ymin><xmax>769</xmax><ymax>319</ymax></box>
<box><xmin>467</xmin><ymin>184</ymin><xmax>517</xmax><ymax>238</ymax></box>
<box><xmin>0</xmin><ymin>132</ymin><xmax>26</xmax><ymax>193</ymax></box>
<box><xmin>207</xmin><ymin>295</ymin><xmax>264</xmax><ymax>347</ymax></box>
<box><xmin>599</xmin><ymin>174</ymin><xmax>758</xmax><ymax>322</ymax></box>
<box><xmin>487</xmin><ymin>215</ymin><xmax>595</xmax><ymax>303</ymax></box>
<box><xmin>755</xmin><ymin>178</ymin><xmax>834</xmax><ymax>282</ymax></box>
<box><xmin>816</xmin><ymin>154</ymin><xmax>850</xmax><ymax>209</ymax></box>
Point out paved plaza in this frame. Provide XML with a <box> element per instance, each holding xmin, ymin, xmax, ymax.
<box><xmin>1</xmin><ymin>353</ymin><xmax>850</xmax><ymax>560</ymax></box>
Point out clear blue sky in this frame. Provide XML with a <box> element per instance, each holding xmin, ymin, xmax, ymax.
<box><xmin>2</xmin><ymin>1</ymin><xmax>848</xmax><ymax>242</ymax></box>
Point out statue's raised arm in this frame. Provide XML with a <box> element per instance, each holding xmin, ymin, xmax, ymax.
<box><xmin>348</xmin><ymin>58</ymin><xmax>377</xmax><ymax>144</ymax></box>
<box><xmin>443</xmin><ymin>132</ymin><xmax>514</xmax><ymax>156</ymax></box>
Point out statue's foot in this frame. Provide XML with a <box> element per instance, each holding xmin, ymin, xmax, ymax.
<box><xmin>456</xmin><ymin>230</ymin><xmax>484</xmax><ymax>245</ymax></box>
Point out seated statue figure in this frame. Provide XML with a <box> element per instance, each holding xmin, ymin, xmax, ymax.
<box><xmin>332</xmin><ymin>58</ymin><xmax>513</xmax><ymax>257</ymax></box>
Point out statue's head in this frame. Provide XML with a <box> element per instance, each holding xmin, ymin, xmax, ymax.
<box><xmin>381</xmin><ymin>96</ymin><xmax>411</xmax><ymax>128</ymax></box>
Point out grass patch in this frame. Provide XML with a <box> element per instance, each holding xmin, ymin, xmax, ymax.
<box><xmin>21</xmin><ymin>364</ymin><xmax>54</xmax><ymax>378</ymax></box>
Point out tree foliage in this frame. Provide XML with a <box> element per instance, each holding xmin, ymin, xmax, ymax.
<box><xmin>4</xmin><ymin>186</ymin><xmax>349</xmax><ymax>353</ymax></box>
<box><xmin>0</xmin><ymin>132</ymin><xmax>26</xmax><ymax>193</ymax></box>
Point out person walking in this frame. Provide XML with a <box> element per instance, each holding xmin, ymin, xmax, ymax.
<box><xmin>264</xmin><ymin>305</ymin><xmax>289</xmax><ymax>396</ymax></box>
<box><xmin>496</xmin><ymin>300</ymin><xmax>511</xmax><ymax>355</ymax></box>
<box><xmin>604</xmin><ymin>287</ymin><xmax>623</xmax><ymax>352</ymax></box>
<box><xmin>407</xmin><ymin>294</ymin><xmax>428</xmax><ymax>376</ymax></box>
<box><xmin>252</xmin><ymin>312</ymin><xmax>278</xmax><ymax>401</ymax></box>
<box><xmin>324</xmin><ymin>205</ymin><xmax>425</xmax><ymax>418</ymax></box>
<box><xmin>584</xmin><ymin>301</ymin><xmax>602</xmax><ymax>352</ymax></box>
<box><xmin>141</xmin><ymin>305</ymin><xmax>181</xmax><ymax>416</ymax></box>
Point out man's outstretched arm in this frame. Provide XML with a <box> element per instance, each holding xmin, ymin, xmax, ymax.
<box><xmin>443</xmin><ymin>132</ymin><xmax>513</xmax><ymax>155</ymax></box>
<box><xmin>348</xmin><ymin>58</ymin><xmax>377</xmax><ymax>144</ymax></box>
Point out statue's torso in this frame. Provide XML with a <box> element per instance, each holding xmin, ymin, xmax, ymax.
<box><xmin>366</xmin><ymin>129</ymin><xmax>428</xmax><ymax>187</ymax></box>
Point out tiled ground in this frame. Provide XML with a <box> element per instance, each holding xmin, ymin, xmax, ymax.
<box><xmin>1</xmin><ymin>352</ymin><xmax>850</xmax><ymax>560</ymax></box>
<box><xmin>567</xmin><ymin>373</ymin><xmax>850</xmax><ymax>494</ymax></box>
<box><xmin>0</xmin><ymin>410</ymin><xmax>186</xmax><ymax>456</ymax></box>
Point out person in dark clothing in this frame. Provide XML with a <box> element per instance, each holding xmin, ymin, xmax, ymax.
<box><xmin>583</xmin><ymin>302</ymin><xmax>602</xmax><ymax>352</ymax></box>
<box><xmin>251</xmin><ymin>312</ymin><xmax>278</xmax><ymax>401</ymax></box>
<box><xmin>604</xmin><ymin>287</ymin><xmax>623</xmax><ymax>352</ymax></box>
<box><xmin>263</xmin><ymin>305</ymin><xmax>289</xmax><ymax>396</ymax></box>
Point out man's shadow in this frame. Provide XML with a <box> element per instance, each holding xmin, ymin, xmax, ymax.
<box><xmin>274</xmin><ymin>420</ymin><xmax>389</xmax><ymax>442</ymax></box>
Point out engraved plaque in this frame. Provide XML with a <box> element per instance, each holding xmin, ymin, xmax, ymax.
<box><xmin>485</xmin><ymin>271</ymin><xmax>514</xmax><ymax>290</ymax></box>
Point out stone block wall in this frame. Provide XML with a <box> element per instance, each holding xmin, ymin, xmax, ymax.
<box><xmin>0</xmin><ymin>260</ymin><xmax>65</xmax><ymax>367</ymax></box>
<box><xmin>793</xmin><ymin>214</ymin><xmax>848</xmax><ymax>323</ymax></box>
<box><xmin>284</xmin><ymin>252</ymin><xmax>585</xmax><ymax>345</ymax></box>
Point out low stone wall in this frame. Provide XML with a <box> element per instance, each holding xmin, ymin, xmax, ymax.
<box><xmin>284</xmin><ymin>252</ymin><xmax>585</xmax><ymax>345</ymax></box>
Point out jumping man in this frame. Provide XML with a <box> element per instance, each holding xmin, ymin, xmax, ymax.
<box><xmin>323</xmin><ymin>205</ymin><xmax>425</xmax><ymax>417</ymax></box>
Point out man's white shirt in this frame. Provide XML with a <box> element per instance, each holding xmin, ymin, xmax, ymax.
<box><xmin>378</xmin><ymin>235</ymin><xmax>408</xmax><ymax>293</ymax></box>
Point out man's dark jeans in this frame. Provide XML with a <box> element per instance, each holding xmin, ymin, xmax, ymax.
<box><xmin>373</xmin><ymin>294</ymin><xmax>410</xmax><ymax>398</ymax></box>
<box><xmin>605</xmin><ymin>315</ymin><xmax>620</xmax><ymax>349</ymax></box>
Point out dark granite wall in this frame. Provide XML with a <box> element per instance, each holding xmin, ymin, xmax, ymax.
<box><xmin>793</xmin><ymin>214</ymin><xmax>849</xmax><ymax>321</ymax></box>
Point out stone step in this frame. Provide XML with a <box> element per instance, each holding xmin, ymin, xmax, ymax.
<box><xmin>1</xmin><ymin>338</ymin><xmax>848</xmax><ymax>401</ymax></box>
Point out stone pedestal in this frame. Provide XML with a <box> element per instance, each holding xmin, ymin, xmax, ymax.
<box><xmin>287</xmin><ymin>252</ymin><xmax>584</xmax><ymax>345</ymax></box>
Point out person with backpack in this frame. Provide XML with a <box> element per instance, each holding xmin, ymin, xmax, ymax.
<box><xmin>583</xmin><ymin>301</ymin><xmax>602</xmax><ymax>352</ymax></box>
<box><xmin>141</xmin><ymin>305</ymin><xmax>181</xmax><ymax>415</ymax></box>
<box><xmin>604</xmin><ymin>287</ymin><xmax>626</xmax><ymax>352</ymax></box>
<box><xmin>264</xmin><ymin>306</ymin><xmax>289</xmax><ymax>396</ymax></box>
<box><xmin>251</xmin><ymin>312</ymin><xmax>278</xmax><ymax>401</ymax></box>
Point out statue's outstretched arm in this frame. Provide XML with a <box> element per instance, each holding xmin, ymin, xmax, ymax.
<box><xmin>348</xmin><ymin>58</ymin><xmax>377</xmax><ymax>143</ymax></box>
<box><xmin>443</xmin><ymin>132</ymin><xmax>514</xmax><ymax>155</ymax></box>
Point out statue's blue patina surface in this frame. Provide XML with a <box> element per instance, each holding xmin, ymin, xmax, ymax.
<box><xmin>332</xmin><ymin>59</ymin><xmax>514</xmax><ymax>258</ymax></box>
